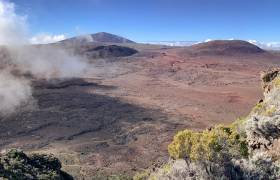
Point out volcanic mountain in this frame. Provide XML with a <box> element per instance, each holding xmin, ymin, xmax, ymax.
<box><xmin>187</xmin><ymin>40</ymin><xmax>266</xmax><ymax>56</ymax></box>
<box><xmin>81</xmin><ymin>45</ymin><xmax>138</xmax><ymax>59</ymax></box>
<box><xmin>60</xmin><ymin>32</ymin><xmax>135</xmax><ymax>45</ymax></box>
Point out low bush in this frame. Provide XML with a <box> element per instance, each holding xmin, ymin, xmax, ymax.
<box><xmin>168</xmin><ymin>118</ymin><xmax>248</xmax><ymax>162</ymax></box>
<box><xmin>133</xmin><ymin>170</ymin><xmax>150</xmax><ymax>180</ymax></box>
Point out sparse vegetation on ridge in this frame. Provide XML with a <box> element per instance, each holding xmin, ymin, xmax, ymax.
<box><xmin>135</xmin><ymin>69</ymin><xmax>280</xmax><ymax>180</ymax></box>
<box><xmin>168</xmin><ymin>121</ymin><xmax>248</xmax><ymax>162</ymax></box>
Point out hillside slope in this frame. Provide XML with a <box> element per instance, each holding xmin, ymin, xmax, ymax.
<box><xmin>78</xmin><ymin>44</ymin><xmax>138</xmax><ymax>60</ymax></box>
<box><xmin>187</xmin><ymin>40</ymin><xmax>266</xmax><ymax>56</ymax></box>
<box><xmin>60</xmin><ymin>32</ymin><xmax>135</xmax><ymax>45</ymax></box>
<box><xmin>142</xmin><ymin>69</ymin><xmax>280</xmax><ymax>179</ymax></box>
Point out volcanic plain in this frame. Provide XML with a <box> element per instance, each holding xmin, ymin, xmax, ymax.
<box><xmin>1</xmin><ymin>33</ymin><xmax>280</xmax><ymax>178</ymax></box>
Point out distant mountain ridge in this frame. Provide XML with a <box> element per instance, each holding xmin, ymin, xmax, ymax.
<box><xmin>141</xmin><ymin>40</ymin><xmax>280</xmax><ymax>50</ymax></box>
<box><xmin>60</xmin><ymin>32</ymin><xmax>135</xmax><ymax>44</ymax></box>
<box><xmin>188</xmin><ymin>40</ymin><xmax>266</xmax><ymax>55</ymax></box>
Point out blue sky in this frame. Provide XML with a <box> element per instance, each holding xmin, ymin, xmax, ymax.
<box><xmin>12</xmin><ymin>0</ymin><xmax>280</xmax><ymax>42</ymax></box>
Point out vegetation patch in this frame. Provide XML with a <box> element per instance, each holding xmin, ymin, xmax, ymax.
<box><xmin>0</xmin><ymin>149</ymin><xmax>73</xmax><ymax>180</ymax></box>
<box><xmin>272</xmin><ymin>76</ymin><xmax>280</xmax><ymax>87</ymax></box>
<box><xmin>252</xmin><ymin>102</ymin><xmax>265</xmax><ymax>114</ymax></box>
<box><xmin>133</xmin><ymin>170</ymin><xmax>150</xmax><ymax>180</ymax></box>
<box><xmin>168</xmin><ymin>118</ymin><xmax>248</xmax><ymax>162</ymax></box>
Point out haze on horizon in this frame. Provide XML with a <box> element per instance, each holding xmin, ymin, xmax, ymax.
<box><xmin>2</xmin><ymin>0</ymin><xmax>280</xmax><ymax>49</ymax></box>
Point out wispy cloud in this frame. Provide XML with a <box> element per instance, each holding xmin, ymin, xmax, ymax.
<box><xmin>29</xmin><ymin>33</ymin><xmax>67</xmax><ymax>44</ymax></box>
<box><xmin>204</xmin><ymin>39</ymin><xmax>212</xmax><ymax>42</ymax></box>
<box><xmin>141</xmin><ymin>41</ymin><xmax>197</xmax><ymax>46</ymax></box>
<box><xmin>0</xmin><ymin>0</ymin><xmax>28</xmax><ymax>45</ymax></box>
<box><xmin>248</xmin><ymin>40</ymin><xmax>280</xmax><ymax>50</ymax></box>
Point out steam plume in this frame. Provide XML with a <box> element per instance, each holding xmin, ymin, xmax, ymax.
<box><xmin>0</xmin><ymin>0</ymin><xmax>27</xmax><ymax>45</ymax></box>
<box><xmin>0</xmin><ymin>70</ymin><xmax>32</xmax><ymax>114</ymax></box>
<box><xmin>0</xmin><ymin>0</ymin><xmax>87</xmax><ymax>115</ymax></box>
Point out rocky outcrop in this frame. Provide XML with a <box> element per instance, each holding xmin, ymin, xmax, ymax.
<box><xmin>0</xmin><ymin>149</ymin><xmax>73</xmax><ymax>180</ymax></box>
<box><xmin>246</xmin><ymin>69</ymin><xmax>280</xmax><ymax>153</ymax></box>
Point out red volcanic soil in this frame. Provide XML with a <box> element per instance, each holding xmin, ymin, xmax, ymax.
<box><xmin>1</xmin><ymin>40</ymin><xmax>280</xmax><ymax>178</ymax></box>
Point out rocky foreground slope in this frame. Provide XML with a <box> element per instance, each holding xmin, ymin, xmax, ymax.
<box><xmin>136</xmin><ymin>69</ymin><xmax>280</xmax><ymax>179</ymax></box>
<box><xmin>0</xmin><ymin>149</ymin><xmax>72</xmax><ymax>179</ymax></box>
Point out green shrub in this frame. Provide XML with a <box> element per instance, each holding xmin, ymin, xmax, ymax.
<box><xmin>133</xmin><ymin>170</ymin><xmax>150</xmax><ymax>180</ymax></box>
<box><xmin>272</xmin><ymin>77</ymin><xmax>280</xmax><ymax>87</ymax></box>
<box><xmin>252</xmin><ymin>101</ymin><xmax>277</xmax><ymax>117</ymax></box>
<box><xmin>252</xmin><ymin>102</ymin><xmax>265</xmax><ymax>114</ymax></box>
<box><xmin>168</xmin><ymin>118</ymin><xmax>248</xmax><ymax>162</ymax></box>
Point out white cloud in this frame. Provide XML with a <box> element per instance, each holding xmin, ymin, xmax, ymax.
<box><xmin>266</xmin><ymin>42</ymin><xmax>280</xmax><ymax>48</ymax></box>
<box><xmin>0</xmin><ymin>0</ymin><xmax>66</xmax><ymax>45</ymax></box>
<box><xmin>30</xmin><ymin>33</ymin><xmax>67</xmax><ymax>44</ymax></box>
<box><xmin>248</xmin><ymin>39</ymin><xmax>258</xmax><ymax>44</ymax></box>
<box><xmin>0</xmin><ymin>0</ymin><xmax>28</xmax><ymax>45</ymax></box>
<box><xmin>248</xmin><ymin>39</ymin><xmax>280</xmax><ymax>50</ymax></box>
<box><xmin>204</xmin><ymin>39</ymin><xmax>212</xmax><ymax>42</ymax></box>
<box><xmin>140</xmin><ymin>41</ymin><xmax>197</xmax><ymax>46</ymax></box>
